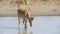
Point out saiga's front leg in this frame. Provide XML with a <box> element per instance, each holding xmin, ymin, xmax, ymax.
<box><xmin>24</xmin><ymin>18</ymin><xmax>27</xmax><ymax>28</ymax></box>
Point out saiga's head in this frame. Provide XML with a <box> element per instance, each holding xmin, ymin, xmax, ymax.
<box><xmin>29</xmin><ymin>16</ymin><xmax>34</xmax><ymax>27</ymax></box>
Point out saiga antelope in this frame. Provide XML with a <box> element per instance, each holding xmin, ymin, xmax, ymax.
<box><xmin>18</xmin><ymin>7</ymin><xmax>34</xmax><ymax>28</ymax></box>
<box><xmin>10</xmin><ymin>0</ymin><xmax>33</xmax><ymax>28</ymax></box>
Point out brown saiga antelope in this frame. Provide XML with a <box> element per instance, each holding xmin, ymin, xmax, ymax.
<box><xmin>18</xmin><ymin>7</ymin><xmax>34</xmax><ymax>28</ymax></box>
<box><xmin>10</xmin><ymin>0</ymin><xmax>33</xmax><ymax>28</ymax></box>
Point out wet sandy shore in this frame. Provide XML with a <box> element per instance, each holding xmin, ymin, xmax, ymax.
<box><xmin>0</xmin><ymin>0</ymin><xmax>60</xmax><ymax>16</ymax></box>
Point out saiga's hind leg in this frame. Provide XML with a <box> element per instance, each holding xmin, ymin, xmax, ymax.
<box><xmin>18</xmin><ymin>12</ymin><xmax>20</xmax><ymax>29</ymax></box>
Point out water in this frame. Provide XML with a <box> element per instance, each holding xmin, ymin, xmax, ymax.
<box><xmin>0</xmin><ymin>16</ymin><xmax>60</xmax><ymax>34</ymax></box>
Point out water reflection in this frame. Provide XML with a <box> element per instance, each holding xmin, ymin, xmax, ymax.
<box><xmin>22</xmin><ymin>28</ymin><xmax>28</xmax><ymax>34</ymax></box>
<box><xmin>18</xmin><ymin>28</ymin><xmax>33</xmax><ymax>34</ymax></box>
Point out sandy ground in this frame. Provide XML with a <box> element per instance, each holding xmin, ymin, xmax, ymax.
<box><xmin>0</xmin><ymin>0</ymin><xmax>60</xmax><ymax>16</ymax></box>
<box><xmin>0</xmin><ymin>16</ymin><xmax>60</xmax><ymax>34</ymax></box>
